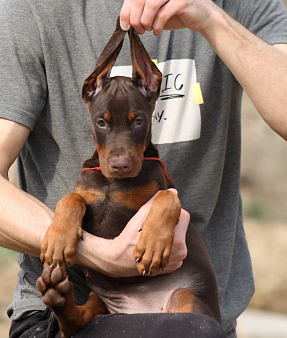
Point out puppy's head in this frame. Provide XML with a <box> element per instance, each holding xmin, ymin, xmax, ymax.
<box><xmin>82</xmin><ymin>19</ymin><xmax>162</xmax><ymax>179</ymax></box>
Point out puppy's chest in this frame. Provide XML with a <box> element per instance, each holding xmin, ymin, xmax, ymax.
<box><xmin>78</xmin><ymin>179</ymin><xmax>160</xmax><ymax>239</ymax></box>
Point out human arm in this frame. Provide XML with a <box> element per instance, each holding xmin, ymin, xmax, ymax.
<box><xmin>0</xmin><ymin>118</ymin><xmax>188</xmax><ymax>277</ymax></box>
<box><xmin>0</xmin><ymin>118</ymin><xmax>53</xmax><ymax>256</ymax></box>
<box><xmin>120</xmin><ymin>0</ymin><xmax>287</xmax><ymax>140</ymax></box>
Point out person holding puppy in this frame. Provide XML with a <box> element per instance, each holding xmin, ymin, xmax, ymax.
<box><xmin>1</xmin><ymin>0</ymin><xmax>287</xmax><ymax>337</ymax></box>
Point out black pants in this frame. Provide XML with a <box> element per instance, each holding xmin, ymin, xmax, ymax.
<box><xmin>10</xmin><ymin>308</ymin><xmax>228</xmax><ymax>338</ymax></box>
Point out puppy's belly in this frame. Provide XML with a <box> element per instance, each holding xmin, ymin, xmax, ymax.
<box><xmin>95</xmin><ymin>288</ymin><xmax>174</xmax><ymax>314</ymax></box>
<box><xmin>85</xmin><ymin>266</ymin><xmax>195</xmax><ymax>314</ymax></box>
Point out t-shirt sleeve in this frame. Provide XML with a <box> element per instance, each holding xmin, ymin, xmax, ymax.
<box><xmin>224</xmin><ymin>0</ymin><xmax>287</xmax><ymax>45</ymax></box>
<box><xmin>0</xmin><ymin>0</ymin><xmax>47</xmax><ymax>131</ymax></box>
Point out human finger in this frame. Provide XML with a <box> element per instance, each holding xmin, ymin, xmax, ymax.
<box><xmin>120</xmin><ymin>0</ymin><xmax>146</xmax><ymax>34</ymax></box>
<box><xmin>151</xmin><ymin>0</ymin><xmax>179</xmax><ymax>35</ymax></box>
<box><xmin>140</xmin><ymin>0</ymin><xmax>169</xmax><ymax>31</ymax></box>
<box><xmin>120</xmin><ymin>0</ymin><xmax>132</xmax><ymax>30</ymax></box>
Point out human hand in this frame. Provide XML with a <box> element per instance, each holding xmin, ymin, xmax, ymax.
<box><xmin>94</xmin><ymin>189</ymin><xmax>189</xmax><ymax>278</ymax></box>
<box><xmin>120</xmin><ymin>0</ymin><xmax>218</xmax><ymax>36</ymax></box>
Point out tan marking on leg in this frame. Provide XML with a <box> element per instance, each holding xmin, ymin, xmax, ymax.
<box><xmin>167</xmin><ymin>289</ymin><xmax>196</xmax><ymax>313</ymax></box>
<box><xmin>52</xmin><ymin>290</ymin><xmax>107</xmax><ymax>338</ymax></box>
<box><xmin>167</xmin><ymin>288</ymin><xmax>215</xmax><ymax>318</ymax></box>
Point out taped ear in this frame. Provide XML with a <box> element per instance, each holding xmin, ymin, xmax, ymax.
<box><xmin>82</xmin><ymin>17</ymin><xmax>126</xmax><ymax>102</ymax></box>
<box><xmin>129</xmin><ymin>28</ymin><xmax>162</xmax><ymax>96</ymax></box>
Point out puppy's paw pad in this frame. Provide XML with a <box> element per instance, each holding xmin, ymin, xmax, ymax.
<box><xmin>51</xmin><ymin>264</ymin><xmax>67</xmax><ymax>284</ymax></box>
<box><xmin>41</xmin><ymin>287</ymin><xmax>66</xmax><ymax>308</ymax></box>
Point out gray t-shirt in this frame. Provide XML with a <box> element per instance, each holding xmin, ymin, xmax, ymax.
<box><xmin>1</xmin><ymin>0</ymin><xmax>287</xmax><ymax>334</ymax></box>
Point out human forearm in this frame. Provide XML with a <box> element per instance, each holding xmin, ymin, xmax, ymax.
<box><xmin>0</xmin><ymin>174</ymin><xmax>54</xmax><ymax>256</ymax></box>
<box><xmin>202</xmin><ymin>4</ymin><xmax>287</xmax><ymax>140</ymax></box>
<box><xmin>0</xmin><ymin>119</ymin><xmax>51</xmax><ymax>255</ymax></box>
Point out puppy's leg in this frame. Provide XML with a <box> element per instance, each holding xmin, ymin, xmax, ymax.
<box><xmin>40</xmin><ymin>193</ymin><xmax>86</xmax><ymax>270</ymax></box>
<box><xmin>39</xmin><ymin>192</ymin><xmax>107</xmax><ymax>337</ymax></box>
<box><xmin>167</xmin><ymin>288</ymin><xmax>214</xmax><ymax>318</ymax></box>
<box><xmin>133</xmin><ymin>190</ymin><xmax>181</xmax><ymax>276</ymax></box>
<box><xmin>37</xmin><ymin>264</ymin><xmax>107</xmax><ymax>338</ymax></box>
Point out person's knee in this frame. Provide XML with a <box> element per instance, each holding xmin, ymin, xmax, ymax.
<box><xmin>194</xmin><ymin>315</ymin><xmax>228</xmax><ymax>338</ymax></box>
<box><xmin>73</xmin><ymin>313</ymin><xmax>228</xmax><ymax>338</ymax></box>
<box><xmin>148</xmin><ymin>313</ymin><xmax>228</xmax><ymax>338</ymax></box>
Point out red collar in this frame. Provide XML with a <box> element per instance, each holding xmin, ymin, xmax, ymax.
<box><xmin>82</xmin><ymin>157</ymin><xmax>171</xmax><ymax>181</ymax></box>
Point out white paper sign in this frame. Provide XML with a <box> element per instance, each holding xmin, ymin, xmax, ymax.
<box><xmin>111</xmin><ymin>59</ymin><xmax>201</xmax><ymax>145</ymax></box>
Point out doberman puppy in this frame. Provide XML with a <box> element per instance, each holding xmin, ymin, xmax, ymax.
<box><xmin>36</xmin><ymin>18</ymin><xmax>221</xmax><ymax>338</ymax></box>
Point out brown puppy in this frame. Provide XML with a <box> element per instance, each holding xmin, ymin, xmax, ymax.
<box><xmin>36</xmin><ymin>18</ymin><xmax>221</xmax><ymax>338</ymax></box>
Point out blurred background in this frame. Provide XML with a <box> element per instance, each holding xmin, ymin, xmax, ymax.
<box><xmin>1</xmin><ymin>3</ymin><xmax>287</xmax><ymax>338</ymax></box>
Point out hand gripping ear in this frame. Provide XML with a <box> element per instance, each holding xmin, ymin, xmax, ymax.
<box><xmin>82</xmin><ymin>17</ymin><xmax>126</xmax><ymax>103</ymax></box>
<box><xmin>129</xmin><ymin>29</ymin><xmax>162</xmax><ymax>96</ymax></box>
<box><xmin>82</xmin><ymin>17</ymin><xmax>162</xmax><ymax>103</ymax></box>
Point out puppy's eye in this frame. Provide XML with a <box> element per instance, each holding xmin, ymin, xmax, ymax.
<box><xmin>134</xmin><ymin>118</ymin><xmax>144</xmax><ymax>126</ymax></box>
<box><xmin>97</xmin><ymin>119</ymin><xmax>106</xmax><ymax>128</ymax></box>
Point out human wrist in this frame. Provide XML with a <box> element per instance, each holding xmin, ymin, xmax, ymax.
<box><xmin>197</xmin><ymin>1</ymin><xmax>226</xmax><ymax>39</ymax></box>
<box><xmin>76</xmin><ymin>231</ymin><xmax>109</xmax><ymax>272</ymax></box>
<box><xmin>200</xmin><ymin>3</ymin><xmax>246</xmax><ymax>55</ymax></box>
<box><xmin>76</xmin><ymin>230</ymin><xmax>139</xmax><ymax>278</ymax></box>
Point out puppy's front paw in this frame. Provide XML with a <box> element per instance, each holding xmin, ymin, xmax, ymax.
<box><xmin>40</xmin><ymin>192</ymin><xmax>86</xmax><ymax>270</ymax></box>
<box><xmin>133</xmin><ymin>228</ymin><xmax>173</xmax><ymax>276</ymax></box>
<box><xmin>40</xmin><ymin>223</ymin><xmax>83</xmax><ymax>270</ymax></box>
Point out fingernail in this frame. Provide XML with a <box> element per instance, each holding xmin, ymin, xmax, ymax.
<box><xmin>120</xmin><ymin>21</ymin><xmax>131</xmax><ymax>31</ymax></box>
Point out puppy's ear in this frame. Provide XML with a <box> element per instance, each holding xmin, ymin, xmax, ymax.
<box><xmin>129</xmin><ymin>29</ymin><xmax>162</xmax><ymax>98</ymax></box>
<box><xmin>82</xmin><ymin>17</ymin><xmax>126</xmax><ymax>103</ymax></box>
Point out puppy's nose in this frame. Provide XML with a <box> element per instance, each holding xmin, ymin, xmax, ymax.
<box><xmin>109</xmin><ymin>156</ymin><xmax>131</xmax><ymax>174</ymax></box>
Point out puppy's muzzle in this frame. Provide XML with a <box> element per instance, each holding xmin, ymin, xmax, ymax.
<box><xmin>109</xmin><ymin>155</ymin><xmax>132</xmax><ymax>174</ymax></box>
